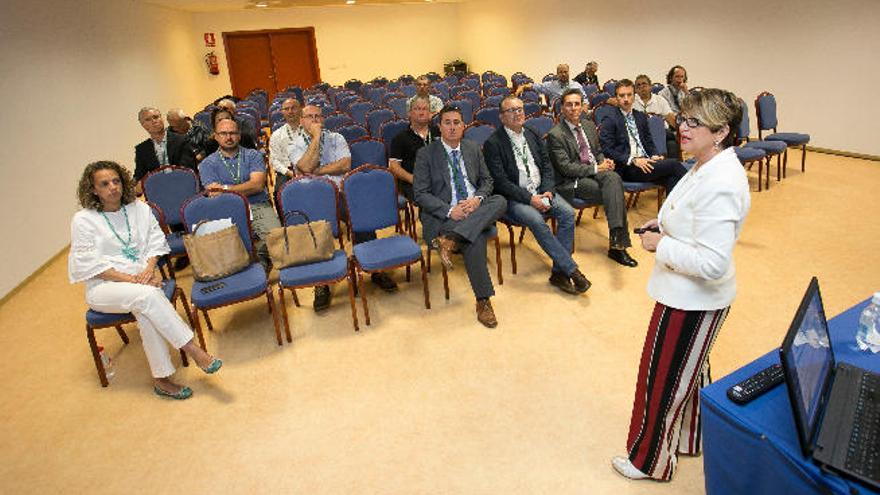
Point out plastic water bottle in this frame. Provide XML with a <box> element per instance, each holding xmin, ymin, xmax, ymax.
<box><xmin>856</xmin><ymin>293</ymin><xmax>880</xmax><ymax>353</ymax></box>
<box><xmin>98</xmin><ymin>345</ymin><xmax>116</xmax><ymax>379</ymax></box>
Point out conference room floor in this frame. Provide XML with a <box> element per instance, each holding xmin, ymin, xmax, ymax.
<box><xmin>2</xmin><ymin>150</ymin><xmax>877</xmax><ymax>494</ymax></box>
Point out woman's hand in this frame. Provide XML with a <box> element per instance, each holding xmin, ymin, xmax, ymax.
<box><xmin>148</xmin><ymin>271</ymin><xmax>163</xmax><ymax>287</ymax></box>
<box><xmin>132</xmin><ymin>266</ymin><xmax>156</xmax><ymax>285</ymax></box>
<box><xmin>638</xmin><ymin>218</ymin><xmax>662</xmax><ymax>253</ymax></box>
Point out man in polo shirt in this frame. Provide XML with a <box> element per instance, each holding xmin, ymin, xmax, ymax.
<box><xmin>514</xmin><ymin>64</ymin><xmax>585</xmax><ymax>103</ymax></box>
<box><xmin>407</xmin><ymin>76</ymin><xmax>443</xmax><ymax>114</ymax></box>
<box><xmin>633</xmin><ymin>74</ymin><xmax>679</xmax><ymax>160</ymax></box>
<box><xmin>198</xmin><ymin>118</ymin><xmax>280</xmax><ymax>273</ymax></box>
<box><xmin>389</xmin><ymin>95</ymin><xmax>440</xmax><ymax>201</ymax></box>
<box><xmin>483</xmin><ymin>96</ymin><xmax>591</xmax><ymax>294</ymax></box>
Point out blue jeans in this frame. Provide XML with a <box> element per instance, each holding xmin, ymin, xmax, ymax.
<box><xmin>505</xmin><ymin>195</ymin><xmax>577</xmax><ymax>275</ymax></box>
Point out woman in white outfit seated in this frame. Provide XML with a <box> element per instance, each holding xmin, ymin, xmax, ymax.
<box><xmin>69</xmin><ymin>160</ymin><xmax>221</xmax><ymax>400</ymax></box>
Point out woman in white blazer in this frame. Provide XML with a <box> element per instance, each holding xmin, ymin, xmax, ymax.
<box><xmin>612</xmin><ymin>89</ymin><xmax>751</xmax><ymax>481</ymax></box>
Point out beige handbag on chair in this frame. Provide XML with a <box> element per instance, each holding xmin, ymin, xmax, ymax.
<box><xmin>183</xmin><ymin>220</ymin><xmax>252</xmax><ymax>282</ymax></box>
<box><xmin>267</xmin><ymin>210</ymin><xmax>335</xmax><ymax>269</ymax></box>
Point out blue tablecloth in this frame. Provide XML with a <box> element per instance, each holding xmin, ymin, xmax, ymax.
<box><xmin>701</xmin><ymin>297</ymin><xmax>879</xmax><ymax>495</ymax></box>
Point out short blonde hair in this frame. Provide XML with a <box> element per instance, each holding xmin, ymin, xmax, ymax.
<box><xmin>680</xmin><ymin>88</ymin><xmax>743</xmax><ymax>148</ymax></box>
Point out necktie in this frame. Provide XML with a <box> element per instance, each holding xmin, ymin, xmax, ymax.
<box><xmin>450</xmin><ymin>149</ymin><xmax>469</xmax><ymax>202</ymax></box>
<box><xmin>625</xmin><ymin>113</ymin><xmax>647</xmax><ymax>157</ymax></box>
<box><xmin>574</xmin><ymin>125</ymin><xmax>594</xmax><ymax>165</ymax></box>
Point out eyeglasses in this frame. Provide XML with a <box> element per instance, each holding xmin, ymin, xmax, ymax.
<box><xmin>501</xmin><ymin>107</ymin><xmax>524</xmax><ymax>115</ymax></box>
<box><xmin>675</xmin><ymin>114</ymin><xmax>704</xmax><ymax>129</ymax></box>
<box><xmin>302</xmin><ymin>114</ymin><xmax>322</xmax><ymax>120</ymax></box>
<box><xmin>216</xmin><ymin>131</ymin><xmax>240</xmax><ymax>137</ymax></box>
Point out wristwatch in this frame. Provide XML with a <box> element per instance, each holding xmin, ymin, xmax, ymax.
<box><xmin>222</xmin><ymin>184</ymin><xmax>230</xmax><ymax>191</ymax></box>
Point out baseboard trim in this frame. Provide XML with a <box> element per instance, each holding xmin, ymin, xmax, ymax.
<box><xmin>808</xmin><ymin>146</ymin><xmax>880</xmax><ymax>161</ymax></box>
<box><xmin>0</xmin><ymin>245</ymin><xmax>70</xmax><ymax>308</ymax></box>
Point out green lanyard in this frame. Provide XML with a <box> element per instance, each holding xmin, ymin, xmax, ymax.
<box><xmin>511</xmin><ymin>139</ymin><xmax>534</xmax><ymax>177</ymax></box>
<box><xmin>220</xmin><ymin>151</ymin><xmax>242</xmax><ymax>184</ymax></box>
<box><xmin>100</xmin><ymin>206</ymin><xmax>139</xmax><ymax>262</ymax></box>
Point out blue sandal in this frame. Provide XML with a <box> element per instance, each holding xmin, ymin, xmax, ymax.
<box><xmin>201</xmin><ymin>358</ymin><xmax>223</xmax><ymax>375</ymax></box>
<box><xmin>153</xmin><ymin>385</ymin><xmax>193</xmax><ymax>400</ymax></box>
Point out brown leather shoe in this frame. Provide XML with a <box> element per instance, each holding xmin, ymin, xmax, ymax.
<box><xmin>476</xmin><ymin>299</ymin><xmax>498</xmax><ymax>328</ymax></box>
<box><xmin>569</xmin><ymin>269</ymin><xmax>592</xmax><ymax>293</ymax></box>
<box><xmin>431</xmin><ymin>235</ymin><xmax>457</xmax><ymax>270</ymax></box>
<box><xmin>549</xmin><ymin>271</ymin><xmax>578</xmax><ymax>295</ymax></box>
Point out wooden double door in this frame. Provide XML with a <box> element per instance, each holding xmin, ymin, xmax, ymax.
<box><xmin>223</xmin><ymin>27</ymin><xmax>320</xmax><ymax>98</ymax></box>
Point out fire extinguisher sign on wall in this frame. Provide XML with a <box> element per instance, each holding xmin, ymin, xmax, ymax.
<box><xmin>204</xmin><ymin>32</ymin><xmax>216</xmax><ymax>47</ymax></box>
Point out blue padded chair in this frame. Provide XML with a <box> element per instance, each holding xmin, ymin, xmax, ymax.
<box><xmin>337</xmin><ymin>124</ymin><xmax>369</xmax><ymax>144</ymax></box>
<box><xmin>350</xmin><ymin>137</ymin><xmax>387</xmax><ymax>168</ymax></box>
<box><xmin>523</xmin><ymin>102</ymin><xmax>542</xmax><ymax>118</ymax></box>
<box><xmin>337</xmin><ymin>94</ymin><xmax>361</xmax><ymax>114</ymax></box>
<box><xmin>582</xmin><ymin>84</ymin><xmax>599</xmax><ymax>98</ymax></box>
<box><xmin>342</xmin><ymin>166</ymin><xmax>430</xmax><ymax>325</ymax></box>
<box><xmin>387</xmin><ymin>97</ymin><xmax>409</xmax><ymax>119</ymax></box>
<box><xmin>194</xmin><ymin>110</ymin><xmax>212</xmax><ymax>129</ymax></box>
<box><xmin>483</xmin><ymin>95</ymin><xmax>505</xmax><ymax>109</ymax></box>
<box><xmin>142</xmin><ymin>166</ymin><xmax>201</xmax><ymax>272</ymax></box>
<box><xmin>542</xmin><ymin>73</ymin><xmax>556</xmax><ymax>83</ymax></box>
<box><xmin>382</xmin><ymin>92</ymin><xmax>405</xmax><ymax>106</ymax></box>
<box><xmin>366</xmin><ymin>107</ymin><xmax>395</xmax><ymax>137</ymax></box>
<box><xmin>448</xmin><ymin>84</ymin><xmax>469</xmax><ymax>99</ymax></box>
<box><xmin>463</xmin><ymin>122</ymin><xmax>496</xmax><ymax>146</ymax></box>
<box><xmin>324</xmin><ymin>112</ymin><xmax>354</xmax><ymax>131</ymax></box>
<box><xmin>380</xmin><ymin>119</ymin><xmax>409</xmax><ymax>151</ymax></box>
<box><xmin>524</xmin><ymin>115</ymin><xmax>554</xmax><ymax>138</ymax></box>
<box><xmin>276</xmin><ymin>176</ymin><xmax>359</xmax><ymax>333</ymax></box>
<box><xmin>448</xmin><ymin>99</ymin><xmax>474</xmax><ymax>124</ymax></box>
<box><xmin>592</xmin><ymin>103</ymin><xmax>618</xmax><ymax>129</ymax></box>
<box><xmin>399</xmin><ymin>85</ymin><xmax>417</xmax><ymax>98</ymax></box>
<box><xmin>651</xmin><ymin>83</ymin><xmax>664</xmax><ymax>94</ymax></box>
<box><xmin>623</xmin><ymin>181</ymin><xmax>663</xmax><ymax>211</ymax></box>
<box><xmin>486</xmin><ymin>85</ymin><xmax>510</xmax><ymax>97</ymax></box>
<box><xmin>603</xmin><ymin>79</ymin><xmax>618</xmax><ymax>97</ymax></box>
<box><xmin>348</xmin><ymin>101</ymin><xmax>374</xmax><ymax>127</ymax></box>
<box><xmin>519</xmin><ymin>90</ymin><xmax>540</xmax><ymax>103</ymax></box>
<box><xmin>425</xmin><ymin>224</ymin><xmax>503</xmax><ymax>299</ymax></box>
<box><xmin>755</xmin><ymin>91</ymin><xmax>810</xmax><ymax>178</ymax></box>
<box><xmin>344</xmin><ymin>79</ymin><xmax>363</xmax><ymax>92</ymax></box>
<box><xmin>569</xmin><ymin>196</ymin><xmax>601</xmax><ymax>227</ymax></box>
<box><xmin>647</xmin><ymin>115</ymin><xmax>668</xmax><ymax>156</ymax></box>
<box><xmin>85</xmin><ymin>278</ymin><xmax>201</xmax><ymax>387</ymax></box>
<box><xmin>589</xmin><ymin>92</ymin><xmax>611</xmax><ymax>108</ymax></box>
<box><xmin>474</xmin><ymin>107</ymin><xmax>502</xmax><ymax>129</ymax></box>
<box><xmin>367</xmin><ymin>87</ymin><xmax>387</xmax><ymax>106</ymax></box>
<box><xmin>271</xmin><ymin>121</ymin><xmax>286</xmax><ymax>132</ymax></box>
<box><xmin>498</xmin><ymin>213</ymin><xmax>557</xmax><ymax>275</ymax></box>
<box><xmin>146</xmin><ymin>201</ymin><xmax>182</xmax><ymax>280</ymax></box>
<box><xmin>181</xmin><ymin>191</ymin><xmax>284</xmax><ymax>345</ymax></box>
<box><xmin>462</xmin><ymin>78</ymin><xmax>480</xmax><ymax>93</ymax></box>
<box><xmin>432</xmin><ymin>82</ymin><xmax>449</xmax><ymax>101</ymax></box>
<box><xmin>734</xmin><ymin>146</ymin><xmax>768</xmax><ymax>192</ymax></box>
<box><xmin>458</xmin><ymin>90</ymin><xmax>481</xmax><ymax>111</ymax></box>
<box><xmin>740</xmin><ymin>97</ymin><xmax>786</xmax><ymax>188</ymax></box>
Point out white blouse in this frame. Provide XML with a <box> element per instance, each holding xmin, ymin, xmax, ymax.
<box><xmin>648</xmin><ymin>147</ymin><xmax>751</xmax><ymax>311</ymax></box>
<box><xmin>68</xmin><ymin>201</ymin><xmax>169</xmax><ymax>290</ymax></box>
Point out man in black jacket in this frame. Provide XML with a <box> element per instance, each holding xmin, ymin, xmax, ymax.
<box><xmin>133</xmin><ymin>107</ymin><xmax>196</xmax><ymax>194</ymax></box>
<box><xmin>483</xmin><ymin>96</ymin><xmax>591</xmax><ymax>295</ymax></box>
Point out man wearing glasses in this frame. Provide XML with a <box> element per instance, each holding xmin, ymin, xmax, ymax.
<box><xmin>483</xmin><ymin>96</ymin><xmax>591</xmax><ymax>295</ymax></box>
<box><xmin>599</xmin><ymin>79</ymin><xmax>686</xmax><ymax>193</ymax></box>
<box><xmin>547</xmin><ymin>89</ymin><xmax>638</xmax><ymax>268</ymax></box>
<box><xmin>288</xmin><ymin>103</ymin><xmax>398</xmax><ymax>309</ymax></box>
<box><xmin>413</xmin><ymin>105</ymin><xmax>507</xmax><ymax>328</ymax></box>
<box><xmin>198</xmin><ymin>118</ymin><xmax>281</xmax><ymax>273</ymax></box>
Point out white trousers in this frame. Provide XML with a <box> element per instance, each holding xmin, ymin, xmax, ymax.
<box><xmin>86</xmin><ymin>281</ymin><xmax>194</xmax><ymax>378</ymax></box>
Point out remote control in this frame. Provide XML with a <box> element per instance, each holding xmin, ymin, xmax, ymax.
<box><xmin>726</xmin><ymin>364</ymin><xmax>784</xmax><ymax>404</ymax></box>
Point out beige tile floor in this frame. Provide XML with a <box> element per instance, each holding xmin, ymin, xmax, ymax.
<box><xmin>1</xmin><ymin>151</ymin><xmax>878</xmax><ymax>494</ymax></box>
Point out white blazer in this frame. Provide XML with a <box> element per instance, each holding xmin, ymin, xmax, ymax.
<box><xmin>648</xmin><ymin>147</ymin><xmax>751</xmax><ymax>311</ymax></box>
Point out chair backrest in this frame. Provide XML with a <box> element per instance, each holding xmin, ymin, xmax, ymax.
<box><xmin>448</xmin><ymin>98</ymin><xmax>474</xmax><ymax>124</ymax></box>
<box><xmin>519</xmin><ymin>89</ymin><xmax>540</xmax><ymax>103</ymax></box>
<box><xmin>448</xmin><ymin>84</ymin><xmax>469</xmax><ymax>98</ymax></box>
<box><xmin>336</xmin><ymin>124</ymin><xmax>369</xmax><ymax>144</ymax></box>
<box><xmin>344</xmin><ymin>79</ymin><xmax>363</xmax><ymax>91</ymax></box>
<box><xmin>524</xmin><ymin>115</ymin><xmax>554</xmax><ymax>137</ymax></box>
<box><xmin>381</xmin><ymin>92</ymin><xmax>405</xmax><ymax>106</ymax></box>
<box><xmin>523</xmin><ymin>101</ymin><xmax>542</xmax><ymax>117</ymax></box>
<box><xmin>542</xmin><ymin>73</ymin><xmax>556</xmax><ymax>82</ymax></box>
<box><xmin>738</xmin><ymin>98</ymin><xmax>751</xmax><ymax>142</ymax></box>
<box><xmin>399</xmin><ymin>84</ymin><xmax>418</xmax><ymax>98</ymax></box>
<box><xmin>324</xmin><ymin>112</ymin><xmax>354</xmax><ymax>131</ymax></box>
<box><xmin>647</xmin><ymin>115</ymin><xmax>667</xmax><ymax>156</ymax></box>
<box><xmin>474</xmin><ymin>106</ymin><xmax>502</xmax><ymax>129</ymax></box>
<box><xmin>458</xmin><ymin>90</ymin><xmax>480</xmax><ymax>110</ymax></box>
<box><xmin>271</xmin><ymin>121</ymin><xmax>285</xmax><ymax>132</ymax></box>
<box><xmin>483</xmin><ymin>95</ymin><xmax>505</xmax><ymax>108</ymax></box>
<box><xmin>181</xmin><ymin>191</ymin><xmax>255</xmax><ymax>255</ymax></box>
<box><xmin>145</xmin><ymin>200</ymin><xmax>170</xmax><ymax>235</ymax></box>
<box><xmin>651</xmin><ymin>83</ymin><xmax>664</xmax><ymax>94</ymax></box>
<box><xmin>277</xmin><ymin>176</ymin><xmax>341</xmax><ymax>239</ymax></box>
<box><xmin>464</xmin><ymin>122</ymin><xmax>496</xmax><ymax>146</ymax></box>
<box><xmin>366</xmin><ymin>107</ymin><xmax>395</xmax><ymax>136</ymax></box>
<box><xmin>387</xmin><ymin>97</ymin><xmax>409</xmax><ymax>119</ymax></box>
<box><xmin>142</xmin><ymin>166</ymin><xmax>200</xmax><ymax>226</ymax></box>
<box><xmin>380</xmin><ymin>119</ymin><xmax>409</xmax><ymax>150</ymax></box>
<box><xmin>337</xmin><ymin>94</ymin><xmax>361</xmax><ymax>113</ymax></box>
<box><xmin>348</xmin><ymin>101</ymin><xmax>374</xmax><ymax>126</ymax></box>
<box><xmin>486</xmin><ymin>85</ymin><xmax>510</xmax><ymax>97</ymax></box>
<box><xmin>582</xmin><ymin>83</ymin><xmax>599</xmax><ymax>97</ymax></box>
<box><xmin>342</xmin><ymin>166</ymin><xmax>399</xmax><ymax>234</ymax></box>
<box><xmin>350</xmin><ymin>137</ymin><xmax>387</xmax><ymax>169</ymax></box>
<box><xmin>592</xmin><ymin>103</ymin><xmax>617</xmax><ymax>128</ymax></box>
<box><xmin>193</xmin><ymin>110</ymin><xmax>212</xmax><ymax>129</ymax></box>
<box><xmin>589</xmin><ymin>91</ymin><xmax>611</xmax><ymax>108</ymax></box>
<box><xmin>603</xmin><ymin>79</ymin><xmax>618</xmax><ymax>97</ymax></box>
<box><xmin>432</xmin><ymin>81</ymin><xmax>449</xmax><ymax>100</ymax></box>
<box><xmin>755</xmin><ymin>91</ymin><xmax>778</xmax><ymax>131</ymax></box>
<box><xmin>367</xmin><ymin>87</ymin><xmax>387</xmax><ymax>106</ymax></box>
<box><xmin>462</xmin><ymin>78</ymin><xmax>480</xmax><ymax>92</ymax></box>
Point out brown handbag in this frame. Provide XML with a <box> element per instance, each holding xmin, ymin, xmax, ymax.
<box><xmin>183</xmin><ymin>220</ymin><xmax>252</xmax><ymax>282</ymax></box>
<box><xmin>267</xmin><ymin>210</ymin><xmax>335</xmax><ymax>269</ymax></box>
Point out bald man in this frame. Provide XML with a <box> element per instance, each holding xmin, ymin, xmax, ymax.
<box><xmin>133</xmin><ymin>107</ymin><xmax>195</xmax><ymax>192</ymax></box>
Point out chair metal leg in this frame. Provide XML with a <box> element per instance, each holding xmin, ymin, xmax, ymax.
<box><xmin>494</xmin><ymin>236</ymin><xmax>504</xmax><ymax>285</ymax></box>
<box><xmin>266</xmin><ymin>288</ymin><xmax>283</xmax><ymax>346</ymax></box>
<box><xmin>419</xmin><ymin>256</ymin><xmax>430</xmax><ymax>310</ymax></box>
<box><xmin>278</xmin><ymin>285</ymin><xmax>293</xmax><ymax>343</ymax></box>
<box><xmin>87</xmin><ymin>325</ymin><xmax>109</xmax><ymax>387</ymax></box>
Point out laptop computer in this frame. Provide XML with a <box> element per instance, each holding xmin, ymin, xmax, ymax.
<box><xmin>779</xmin><ymin>277</ymin><xmax>880</xmax><ymax>490</ymax></box>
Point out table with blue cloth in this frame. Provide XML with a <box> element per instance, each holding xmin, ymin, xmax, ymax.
<box><xmin>701</xmin><ymin>297</ymin><xmax>879</xmax><ymax>495</ymax></box>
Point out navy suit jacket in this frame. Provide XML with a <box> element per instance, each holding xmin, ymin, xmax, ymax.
<box><xmin>482</xmin><ymin>126</ymin><xmax>555</xmax><ymax>205</ymax></box>
<box><xmin>598</xmin><ymin>109</ymin><xmax>658</xmax><ymax>172</ymax></box>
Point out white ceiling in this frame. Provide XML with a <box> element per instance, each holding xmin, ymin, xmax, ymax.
<box><xmin>141</xmin><ymin>0</ymin><xmax>459</xmax><ymax>13</ymax></box>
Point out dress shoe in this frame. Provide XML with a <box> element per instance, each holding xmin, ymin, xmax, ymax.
<box><xmin>313</xmin><ymin>285</ymin><xmax>332</xmax><ymax>312</ymax></box>
<box><xmin>154</xmin><ymin>385</ymin><xmax>193</xmax><ymax>400</ymax></box>
<box><xmin>173</xmin><ymin>256</ymin><xmax>190</xmax><ymax>271</ymax></box>
<box><xmin>431</xmin><ymin>235</ymin><xmax>458</xmax><ymax>270</ymax></box>
<box><xmin>569</xmin><ymin>269</ymin><xmax>592</xmax><ymax>293</ymax></box>
<box><xmin>608</xmin><ymin>248</ymin><xmax>638</xmax><ymax>267</ymax></box>
<box><xmin>549</xmin><ymin>271</ymin><xmax>578</xmax><ymax>295</ymax></box>
<box><xmin>611</xmin><ymin>456</ymin><xmax>650</xmax><ymax>480</ymax></box>
<box><xmin>370</xmin><ymin>272</ymin><xmax>399</xmax><ymax>292</ymax></box>
<box><xmin>200</xmin><ymin>358</ymin><xmax>223</xmax><ymax>374</ymax></box>
<box><xmin>476</xmin><ymin>299</ymin><xmax>498</xmax><ymax>328</ymax></box>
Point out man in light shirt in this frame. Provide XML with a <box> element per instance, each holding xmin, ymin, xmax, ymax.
<box><xmin>515</xmin><ymin>64</ymin><xmax>586</xmax><ymax>103</ymax></box>
<box><xmin>658</xmin><ymin>65</ymin><xmax>689</xmax><ymax>113</ymax></box>
<box><xmin>634</xmin><ymin>74</ymin><xmax>679</xmax><ymax>159</ymax></box>
<box><xmin>407</xmin><ymin>76</ymin><xmax>444</xmax><ymax>114</ymax></box>
<box><xmin>267</xmin><ymin>98</ymin><xmax>304</xmax><ymax>189</ymax></box>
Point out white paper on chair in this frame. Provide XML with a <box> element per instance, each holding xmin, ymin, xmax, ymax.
<box><xmin>193</xmin><ymin>218</ymin><xmax>233</xmax><ymax>236</ymax></box>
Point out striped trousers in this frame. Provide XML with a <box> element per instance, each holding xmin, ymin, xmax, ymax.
<box><xmin>625</xmin><ymin>302</ymin><xmax>730</xmax><ymax>481</ymax></box>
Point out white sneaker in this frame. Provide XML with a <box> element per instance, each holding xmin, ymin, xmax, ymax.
<box><xmin>611</xmin><ymin>456</ymin><xmax>649</xmax><ymax>480</ymax></box>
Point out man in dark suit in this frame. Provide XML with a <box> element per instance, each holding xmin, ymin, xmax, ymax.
<box><xmin>483</xmin><ymin>96</ymin><xmax>591</xmax><ymax>294</ymax></box>
<box><xmin>547</xmin><ymin>88</ymin><xmax>637</xmax><ymax>267</ymax></box>
<box><xmin>133</xmin><ymin>107</ymin><xmax>196</xmax><ymax>194</ymax></box>
<box><xmin>413</xmin><ymin>105</ymin><xmax>507</xmax><ymax>328</ymax></box>
<box><xmin>598</xmin><ymin>79</ymin><xmax>686</xmax><ymax>192</ymax></box>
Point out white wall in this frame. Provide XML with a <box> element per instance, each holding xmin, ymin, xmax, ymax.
<box><xmin>0</xmin><ymin>0</ymin><xmax>205</xmax><ymax>298</ymax></box>
<box><xmin>457</xmin><ymin>0</ymin><xmax>880</xmax><ymax>155</ymax></box>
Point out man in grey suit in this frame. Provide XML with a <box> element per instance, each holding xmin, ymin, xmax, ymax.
<box><xmin>546</xmin><ymin>88</ymin><xmax>637</xmax><ymax>267</ymax></box>
<box><xmin>413</xmin><ymin>105</ymin><xmax>507</xmax><ymax>328</ymax></box>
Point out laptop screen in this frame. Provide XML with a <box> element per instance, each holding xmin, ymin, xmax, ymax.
<box><xmin>780</xmin><ymin>277</ymin><xmax>836</xmax><ymax>455</ymax></box>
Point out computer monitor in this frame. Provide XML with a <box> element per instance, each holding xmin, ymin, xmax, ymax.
<box><xmin>780</xmin><ymin>277</ymin><xmax>836</xmax><ymax>456</ymax></box>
